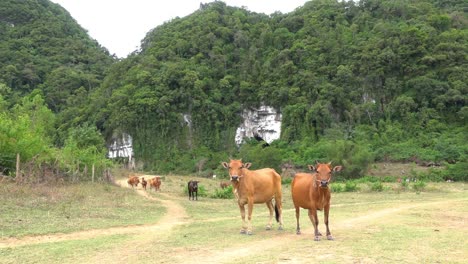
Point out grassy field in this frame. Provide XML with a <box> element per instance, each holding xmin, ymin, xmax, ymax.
<box><xmin>0</xmin><ymin>171</ymin><xmax>467</xmax><ymax>264</ymax></box>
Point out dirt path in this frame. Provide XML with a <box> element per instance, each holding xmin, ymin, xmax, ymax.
<box><xmin>2</xmin><ymin>179</ymin><xmax>465</xmax><ymax>263</ymax></box>
<box><xmin>169</xmin><ymin>197</ymin><xmax>468</xmax><ymax>264</ymax></box>
<box><xmin>0</xmin><ymin>176</ymin><xmax>189</xmax><ymax>249</ymax></box>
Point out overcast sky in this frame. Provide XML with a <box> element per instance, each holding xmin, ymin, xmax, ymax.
<box><xmin>50</xmin><ymin>0</ymin><xmax>310</xmax><ymax>58</ymax></box>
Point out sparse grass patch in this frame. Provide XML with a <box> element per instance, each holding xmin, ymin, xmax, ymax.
<box><xmin>0</xmin><ymin>234</ymin><xmax>132</xmax><ymax>264</ymax></box>
<box><xmin>0</xmin><ymin>182</ymin><xmax>165</xmax><ymax>238</ymax></box>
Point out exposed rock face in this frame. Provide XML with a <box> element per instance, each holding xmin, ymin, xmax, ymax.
<box><xmin>108</xmin><ymin>133</ymin><xmax>133</xmax><ymax>159</ymax></box>
<box><xmin>107</xmin><ymin>106</ymin><xmax>282</xmax><ymax>158</ymax></box>
<box><xmin>235</xmin><ymin>105</ymin><xmax>282</xmax><ymax>145</ymax></box>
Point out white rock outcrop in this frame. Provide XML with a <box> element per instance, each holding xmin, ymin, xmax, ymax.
<box><xmin>108</xmin><ymin>133</ymin><xmax>133</xmax><ymax>159</ymax></box>
<box><xmin>235</xmin><ymin>105</ymin><xmax>282</xmax><ymax>145</ymax></box>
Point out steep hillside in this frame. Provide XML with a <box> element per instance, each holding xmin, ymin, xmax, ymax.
<box><xmin>95</xmin><ymin>0</ymin><xmax>466</xmax><ymax>176</ymax></box>
<box><xmin>0</xmin><ymin>0</ymin><xmax>114</xmax><ymax>114</ymax></box>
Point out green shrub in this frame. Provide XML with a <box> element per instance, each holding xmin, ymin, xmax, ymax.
<box><xmin>382</xmin><ymin>176</ymin><xmax>396</xmax><ymax>182</ymax></box>
<box><xmin>370</xmin><ymin>182</ymin><xmax>384</xmax><ymax>192</ymax></box>
<box><xmin>412</xmin><ymin>181</ymin><xmax>427</xmax><ymax>192</ymax></box>
<box><xmin>400</xmin><ymin>181</ymin><xmax>409</xmax><ymax>189</ymax></box>
<box><xmin>344</xmin><ymin>181</ymin><xmax>359</xmax><ymax>192</ymax></box>
<box><xmin>281</xmin><ymin>177</ymin><xmax>292</xmax><ymax>185</ymax></box>
<box><xmin>331</xmin><ymin>183</ymin><xmax>344</xmax><ymax>193</ymax></box>
<box><xmin>211</xmin><ymin>185</ymin><xmax>234</xmax><ymax>199</ymax></box>
<box><xmin>443</xmin><ymin>162</ymin><xmax>468</xmax><ymax>182</ymax></box>
<box><xmin>355</xmin><ymin>176</ymin><xmax>379</xmax><ymax>183</ymax></box>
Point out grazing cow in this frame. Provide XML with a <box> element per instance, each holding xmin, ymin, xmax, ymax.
<box><xmin>222</xmin><ymin>159</ymin><xmax>283</xmax><ymax>235</ymax></box>
<box><xmin>291</xmin><ymin>162</ymin><xmax>342</xmax><ymax>241</ymax></box>
<box><xmin>188</xmin><ymin>180</ymin><xmax>199</xmax><ymax>201</ymax></box>
<box><xmin>127</xmin><ymin>176</ymin><xmax>139</xmax><ymax>188</ymax></box>
<box><xmin>149</xmin><ymin>177</ymin><xmax>161</xmax><ymax>191</ymax></box>
<box><xmin>141</xmin><ymin>177</ymin><xmax>147</xmax><ymax>190</ymax></box>
<box><xmin>220</xmin><ymin>181</ymin><xmax>230</xmax><ymax>189</ymax></box>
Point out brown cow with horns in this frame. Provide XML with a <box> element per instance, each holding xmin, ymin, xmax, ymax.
<box><xmin>222</xmin><ymin>159</ymin><xmax>283</xmax><ymax>235</ymax></box>
<box><xmin>291</xmin><ymin>161</ymin><xmax>342</xmax><ymax>241</ymax></box>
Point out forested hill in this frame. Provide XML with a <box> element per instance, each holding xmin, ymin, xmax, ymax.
<box><xmin>0</xmin><ymin>0</ymin><xmax>466</xmax><ymax>181</ymax></box>
<box><xmin>0</xmin><ymin>0</ymin><xmax>114</xmax><ymax>123</ymax></box>
<box><xmin>95</xmin><ymin>0</ymin><xmax>466</xmax><ymax>175</ymax></box>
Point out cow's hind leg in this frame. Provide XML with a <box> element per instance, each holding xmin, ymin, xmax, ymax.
<box><xmin>295</xmin><ymin>206</ymin><xmax>301</xmax><ymax>235</ymax></box>
<box><xmin>324</xmin><ymin>204</ymin><xmax>333</xmax><ymax>240</ymax></box>
<box><xmin>265</xmin><ymin>200</ymin><xmax>274</xmax><ymax>230</ymax></box>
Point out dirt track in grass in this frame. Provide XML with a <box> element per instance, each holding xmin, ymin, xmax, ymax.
<box><xmin>1</xmin><ymin>176</ymin><xmax>466</xmax><ymax>264</ymax></box>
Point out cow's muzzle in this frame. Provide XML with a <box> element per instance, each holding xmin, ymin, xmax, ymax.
<box><xmin>230</xmin><ymin>176</ymin><xmax>239</xmax><ymax>181</ymax></box>
<box><xmin>320</xmin><ymin>180</ymin><xmax>329</xmax><ymax>187</ymax></box>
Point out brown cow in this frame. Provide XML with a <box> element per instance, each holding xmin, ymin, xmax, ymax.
<box><xmin>219</xmin><ymin>181</ymin><xmax>230</xmax><ymax>189</ymax></box>
<box><xmin>141</xmin><ymin>177</ymin><xmax>147</xmax><ymax>190</ymax></box>
<box><xmin>291</xmin><ymin>162</ymin><xmax>342</xmax><ymax>241</ymax></box>
<box><xmin>222</xmin><ymin>159</ymin><xmax>283</xmax><ymax>235</ymax></box>
<box><xmin>149</xmin><ymin>177</ymin><xmax>161</xmax><ymax>191</ymax></box>
<box><xmin>127</xmin><ymin>176</ymin><xmax>139</xmax><ymax>188</ymax></box>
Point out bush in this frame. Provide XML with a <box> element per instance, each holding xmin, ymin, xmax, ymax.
<box><xmin>331</xmin><ymin>183</ymin><xmax>344</xmax><ymax>193</ymax></box>
<box><xmin>281</xmin><ymin>177</ymin><xmax>292</xmax><ymax>185</ymax></box>
<box><xmin>382</xmin><ymin>176</ymin><xmax>396</xmax><ymax>182</ymax></box>
<box><xmin>344</xmin><ymin>181</ymin><xmax>359</xmax><ymax>192</ymax></box>
<box><xmin>211</xmin><ymin>185</ymin><xmax>234</xmax><ymax>199</ymax></box>
<box><xmin>443</xmin><ymin>162</ymin><xmax>468</xmax><ymax>182</ymax></box>
<box><xmin>355</xmin><ymin>176</ymin><xmax>379</xmax><ymax>183</ymax></box>
<box><xmin>370</xmin><ymin>182</ymin><xmax>384</xmax><ymax>192</ymax></box>
<box><xmin>412</xmin><ymin>181</ymin><xmax>427</xmax><ymax>192</ymax></box>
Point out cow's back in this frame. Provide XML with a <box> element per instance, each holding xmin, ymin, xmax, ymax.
<box><xmin>245</xmin><ymin>168</ymin><xmax>281</xmax><ymax>203</ymax></box>
<box><xmin>291</xmin><ymin>173</ymin><xmax>314</xmax><ymax>209</ymax></box>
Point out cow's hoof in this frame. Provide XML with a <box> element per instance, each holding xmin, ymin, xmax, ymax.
<box><xmin>247</xmin><ymin>230</ymin><xmax>253</xmax><ymax>235</ymax></box>
<box><xmin>240</xmin><ymin>229</ymin><xmax>246</xmax><ymax>234</ymax></box>
<box><xmin>278</xmin><ymin>226</ymin><xmax>284</xmax><ymax>231</ymax></box>
<box><xmin>327</xmin><ymin>235</ymin><xmax>334</xmax><ymax>240</ymax></box>
<box><xmin>296</xmin><ymin>230</ymin><xmax>301</xmax><ymax>235</ymax></box>
<box><xmin>265</xmin><ymin>225</ymin><xmax>271</xmax><ymax>230</ymax></box>
<box><xmin>317</xmin><ymin>232</ymin><xmax>323</xmax><ymax>236</ymax></box>
<box><xmin>314</xmin><ymin>236</ymin><xmax>321</xmax><ymax>241</ymax></box>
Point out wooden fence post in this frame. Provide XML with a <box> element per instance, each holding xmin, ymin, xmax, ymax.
<box><xmin>16</xmin><ymin>153</ymin><xmax>20</xmax><ymax>183</ymax></box>
<box><xmin>92</xmin><ymin>164</ymin><xmax>95</xmax><ymax>182</ymax></box>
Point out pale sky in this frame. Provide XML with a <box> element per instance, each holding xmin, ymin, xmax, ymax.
<box><xmin>50</xmin><ymin>0</ymin><xmax>310</xmax><ymax>58</ymax></box>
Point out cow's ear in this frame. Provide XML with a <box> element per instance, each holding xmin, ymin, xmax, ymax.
<box><xmin>244</xmin><ymin>162</ymin><xmax>252</xmax><ymax>169</ymax></box>
<box><xmin>222</xmin><ymin>162</ymin><xmax>229</xmax><ymax>168</ymax></box>
<box><xmin>333</xmin><ymin>166</ymin><xmax>343</xmax><ymax>172</ymax></box>
<box><xmin>308</xmin><ymin>165</ymin><xmax>316</xmax><ymax>172</ymax></box>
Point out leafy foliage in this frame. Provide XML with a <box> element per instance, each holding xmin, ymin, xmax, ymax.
<box><xmin>0</xmin><ymin>0</ymin><xmax>466</xmax><ymax>181</ymax></box>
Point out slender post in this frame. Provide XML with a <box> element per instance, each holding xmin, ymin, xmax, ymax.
<box><xmin>16</xmin><ymin>153</ymin><xmax>20</xmax><ymax>183</ymax></box>
<box><xmin>92</xmin><ymin>164</ymin><xmax>95</xmax><ymax>182</ymax></box>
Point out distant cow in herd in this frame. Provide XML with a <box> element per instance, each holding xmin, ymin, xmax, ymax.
<box><xmin>149</xmin><ymin>177</ymin><xmax>161</xmax><ymax>191</ymax></box>
<box><xmin>219</xmin><ymin>181</ymin><xmax>230</xmax><ymax>189</ymax></box>
<box><xmin>222</xmin><ymin>159</ymin><xmax>283</xmax><ymax>235</ymax></box>
<box><xmin>141</xmin><ymin>177</ymin><xmax>147</xmax><ymax>190</ymax></box>
<box><xmin>188</xmin><ymin>180</ymin><xmax>199</xmax><ymax>201</ymax></box>
<box><xmin>127</xmin><ymin>176</ymin><xmax>139</xmax><ymax>188</ymax></box>
<box><xmin>292</xmin><ymin>161</ymin><xmax>343</xmax><ymax>241</ymax></box>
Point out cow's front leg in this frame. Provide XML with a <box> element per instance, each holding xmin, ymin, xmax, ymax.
<box><xmin>239</xmin><ymin>204</ymin><xmax>247</xmax><ymax>234</ymax></box>
<box><xmin>308</xmin><ymin>209</ymin><xmax>320</xmax><ymax>241</ymax></box>
<box><xmin>247</xmin><ymin>200</ymin><xmax>254</xmax><ymax>235</ymax></box>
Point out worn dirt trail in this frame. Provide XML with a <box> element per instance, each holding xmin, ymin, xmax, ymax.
<box><xmin>2</xmin><ymin>178</ymin><xmax>466</xmax><ymax>263</ymax></box>
<box><xmin>168</xmin><ymin>197</ymin><xmax>467</xmax><ymax>264</ymax></box>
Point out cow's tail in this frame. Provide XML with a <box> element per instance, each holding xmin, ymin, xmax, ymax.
<box><xmin>274</xmin><ymin>202</ymin><xmax>280</xmax><ymax>223</ymax></box>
